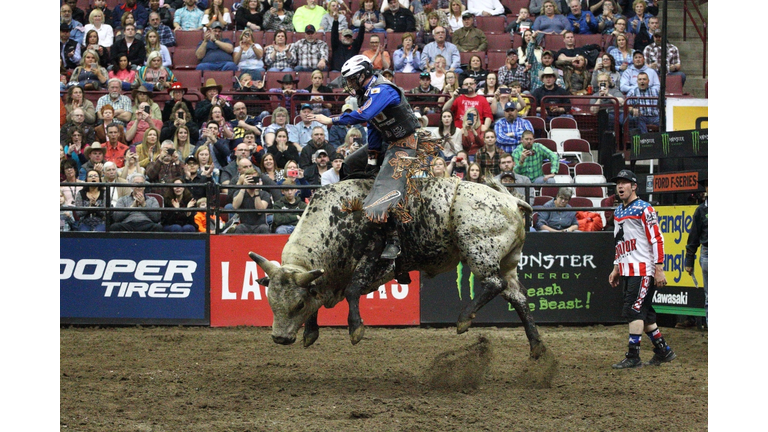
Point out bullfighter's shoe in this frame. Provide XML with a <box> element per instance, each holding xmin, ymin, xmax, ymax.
<box><xmin>612</xmin><ymin>355</ymin><xmax>643</xmax><ymax>369</ymax></box>
<box><xmin>644</xmin><ymin>348</ymin><xmax>677</xmax><ymax>366</ymax></box>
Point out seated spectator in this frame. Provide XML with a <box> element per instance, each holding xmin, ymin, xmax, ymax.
<box><xmin>108</xmin><ymin>55</ymin><xmax>137</xmax><ymax>91</ymax></box>
<box><xmin>445</xmin><ymin>0</ymin><xmax>465</xmax><ymax>33</ymax></box>
<box><xmin>510</xmin><ymin>130</ymin><xmax>558</xmax><ymax>184</ymax></box>
<box><xmin>229</xmin><ymin>102</ymin><xmax>262</xmax><ymax>148</ymax></box>
<box><xmin>597</xmin><ymin>0</ymin><xmax>625</xmax><ymax>35</ymax></box>
<box><xmin>96</xmin><ymin>79</ymin><xmax>134</xmax><ymax>126</ymax></box>
<box><xmin>61</xmin><ymin>23</ymin><xmax>82</xmax><ymax>71</ymax></box>
<box><xmin>478</xmin><ymin>73</ymin><xmax>498</xmax><ymax>106</ymax></box>
<box><xmin>79</xmin><ymin>142</ymin><xmax>107</xmax><ymax>180</ymax></box>
<box><xmin>498</xmin><ymin>49</ymin><xmax>530</xmax><ymax>90</ymax></box>
<box><xmin>264</xmin><ymin>30</ymin><xmax>297</xmax><ymax>72</ymax></box>
<box><xmin>434</xmin><ymin>110</ymin><xmax>463</xmax><ymax>160</ymax></box>
<box><xmin>262</xmin><ymin>0</ymin><xmax>295</xmax><ymax>32</ymax></box>
<box><xmin>83</xmin><ymin>8</ymin><xmax>114</xmax><ymax>48</ymax></box>
<box><xmin>529</xmin><ymin>49</ymin><xmax>566</xmax><ymax>93</ymax></box>
<box><xmin>429</xmin><ymin>55</ymin><xmax>447</xmax><ymax>91</ymax></box>
<box><xmin>118</xmin><ymin>147</ymin><xmax>145</xmax><ymax>180</ymax></box>
<box><xmin>362</xmin><ymin>34</ymin><xmax>391</xmax><ymax>72</ymax></box>
<box><xmin>393</xmin><ymin>32</ymin><xmax>422</xmax><ymax>73</ymax></box>
<box><xmin>81</xmin><ymin>30</ymin><xmax>110</xmax><ymax>69</ymax></box>
<box><xmin>460</xmin><ymin>107</ymin><xmax>484</xmax><ymax>157</ymax></box>
<box><xmin>334</xmin><ymin>127</ymin><xmax>366</xmax><ymax>158</ymax></box>
<box><xmin>429</xmin><ymin>156</ymin><xmax>450</xmax><ymax>178</ymax></box>
<box><xmin>236</xmin><ymin>0</ymin><xmax>264</xmax><ymax>31</ymax></box>
<box><xmin>591</xmin><ymin>53</ymin><xmax>621</xmax><ymax>90</ymax></box>
<box><xmin>95</xmin><ymin>105</ymin><xmax>128</xmax><ymax>144</ymax></box>
<box><xmin>263</xmin><ymin>106</ymin><xmax>300</xmax><ymax>147</ymax></box>
<box><xmin>114</xmin><ymin>11</ymin><xmax>144</xmax><ymax>42</ymax></box>
<box><xmin>173</xmin><ymin>0</ymin><xmax>205</xmax><ymax>31</ymax></box>
<box><xmin>531</xmin><ymin>66</ymin><xmax>572</xmax><ymax>118</ymax></box>
<box><xmin>278</xmin><ymin>160</ymin><xmax>312</xmax><ymax>201</ymax></box>
<box><xmin>69</xmin><ymin>50</ymin><xmax>109</xmax><ymax>90</ymax></box>
<box><xmin>590</xmin><ymin>70</ymin><xmax>626</xmax><ymax>129</ymax></box>
<box><xmin>202</xmin><ymin>105</ymin><xmax>236</xmax><ymax>146</ymax></box>
<box><xmin>135</xmin><ymin>126</ymin><xmax>162</xmax><ymax>168</ymax></box>
<box><xmin>532</xmin><ymin>0</ymin><xmax>573</xmax><ymax>35</ymax></box>
<box><xmin>446</xmin><ymin>149</ymin><xmax>469</xmax><ymax>178</ymax></box>
<box><xmin>321</xmin><ymin>152</ymin><xmax>344</xmax><ymax>185</ymax></box>
<box><xmin>201</xmin><ymin>0</ymin><xmax>232</xmax><ymax>30</ymax></box>
<box><xmin>271</xmin><ymin>178</ymin><xmax>307</xmax><ymax>234</ymax></box>
<box><xmin>408</xmin><ymin>72</ymin><xmax>442</xmax><ymax>114</ymax></box>
<box><xmin>182</xmin><ymin>156</ymin><xmax>211</xmax><ymax>200</ymax></box>
<box><xmin>633</xmin><ymin>13</ymin><xmax>657</xmax><ymax>51</ymax></box>
<box><xmin>60</xmin><ymin>190</ymin><xmax>77</xmax><ymax>232</ymax></box>
<box><xmin>61</xmin><ymin>3</ymin><xmax>85</xmax><ymax>45</ymax></box>
<box><xmin>461</xmin><ymin>54</ymin><xmax>488</xmax><ymax>87</ymax></box>
<box><xmin>627</xmin><ymin>0</ymin><xmax>654</xmax><ymax>36</ymax></box>
<box><xmin>193</xmin><ymin>145</ymin><xmax>221</xmax><ymax>183</ymax></box>
<box><xmin>495</xmin><ymin>154</ymin><xmax>532</xmax><ymax>201</ymax></box>
<box><xmin>290</xmin><ymin>25</ymin><xmax>330</xmax><ymax>72</ymax></box>
<box><xmin>221</xmin><ymin>143</ymin><xmax>255</xmax><ymax>188</ymax></box>
<box><xmin>110</xmin><ymin>23</ymin><xmax>146</xmax><ymax>67</ymax></box>
<box><xmin>103</xmin><ymin>123</ymin><xmax>130</xmax><ymax>168</ymax></box>
<box><xmin>383</xmin><ymin>0</ymin><xmax>416</xmax><ymax>33</ymax></box>
<box><xmin>103</xmin><ymin>161</ymin><xmax>132</xmax><ymax>206</ymax></box>
<box><xmin>268</xmin><ymin>128</ymin><xmax>302</xmax><ymax>169</ymax></box>
<box><xmin>536</xmin><ymin>187</ymin><xmax>580</xmax><ymax>232</ymax></box>
<box><xmin>144</xmin><ymin>29</ymin><xmax>172</xmax><ymax>68</ymax></box>
<box><xmin>299</xmin><ymin>127</ymin><xmax>335</xmax><ymax>168</ymax></box>
<box><xmin>566</xmin><ymin>0</ymin><xmax>598</xmax><ymax>34</ymax></box>
<box><xmin>607</xmin><ymin>31</ymin><xmax>633</xmax><ymax>74</ymax></box>
<box><xmin>475</xmin><ymin>130</ymin><xmax>505</xmax><ymax>178</ymax></box>
<box><xmin>65</xmin><ymin>0</ymin><xmax>87</xmax><ymax>25</ymax></box>
<box><xmin>64</xmin><ymin>86</ymin><xmax>96</xmax><ymax>125</ymax></box>
<box><xmin>644</xmin><ymin>29</ymin><xmax>685</xmax><ymax>87</ymax></box>
<box><xmin>61</xmin><ymin>159</ymin><xmax>84</xmax><ymax>206</ymax></box>
<box><xmin>113</xmin><ymin>0</ymin><xmax>149</xmax><ymax>33</ymax></box>
<box><xmin>126</xmin><ymin>101</ymin><xmax>164</xmax><ymax>144</ymax></box>
<box><xmin>505</xmin><ymin>7</ymin><xmax>533</xmax><ymax>35</ymax></box>
<box><xmin>329</xmin><ymin>105</ymin><xmax>367</xmax><ymax>148</ymax></box>
<box><xmin>63</xmin><ymin>128</ymin><xmax>87</xmax><ymax>173</ymax></box>
<box><xmin>300</xmin><ymin>70</ymin><xmax>335</xmax><ymax>115</ymax></box>
<box><xmin>146</xmin><ymin>1</ymin><xmax>174</xmax><ymax>31</ymax></box>
<box><xmin>626</xmin><ymin>71</ymin><xmax>659</xmax><ymax>134</ymax></box>
<box><xmin>420</xmin><ymin>26</ymin><xmax>461</xmax><ymax>73</ymax></box>
<box><xmin>464</xmin><ymin>161</ymin><xmax>485</xmax><ymax>183</ymax></box>
<box><xmin>352</xmin><ymin>0</ymin><xmax>386</xmax><ymax>33</ymax></box>
<box><xmin>494</xmin><ymin>101</ymin><xmax>533</xmax><ymax>154</ymax></box>
<box><xmin>466</xmin><ymin>0</ymin><xmax>504</xmax><ymax>16</ymax></box>
<box><xmin>440</xmin><ymin>69</ymin><xmax>459</xmax><ymax>97</ymax></box>
<box><xmin>321</xmin><ymin>0</ymin><xmax>349</xmax><ymax>32</ymax></box>
<box><xmin>161</xmin><ymin>102</ymin><xmax>198</xmax><ymax>143</ymax></box>
<box><xmin>452</xmin><ymin>12</ymin><xmax>487</xmax><ymax>53</ymax></box>
<box><xmin>110</xmin><ymin>173</ymin><xmax>164</xmax><ymax>232</ymax></box>
<box><xmin>161</xmin><ymin>178</ymin><xmax>198</xmax><ymax>232</ymax></box>
<box><xmin>556</xmin><ymin>31</ymin><xmax>601</xmax><ymax>68</ymax></box>
<box><xmin>234</xmin><ymin>30</ymin><xmax>266</xmax><ymax>81</ymax></box>
<box><xmin>415</xmin><ymin>8</ymin><xmax>450</xmax><ymax>46</ymax></box>
<box><xmin>62</xmin><ymin>107</ymin><xmax>97</xmax><ymax>146</ymax></box>
<box><xmin>556</xmin><ymin>54</ymin><xmax>592</xmax><ymax>95</ymax></box>
<box><xmin>146</xmin><ymin>140</ymin><xmax>186</xmax><ymax>185</ymax></box>
<box><xmin>331</xmin><ymin>20</ymin><xmax>365</xmax><ymax>73</ymax></box>
<box><xmin>302</xmin><ymin>149</ymin><xmax>331</xmax><ymax>185</ymax></box>
<box><xmin>194</xmin><ymin>78</ymin><xmax>236</xmax><ymax>126</ymax></box>
<box><xmin>130</xmin><ymin>85</ymin><xmax>163</xmax><ymax>122</ymax></box>
<box><xmin>195</xmin><ymin>22</ymin><xmax>238</xmax><ymax>71</ymax></box>
<box><xmin>75</xmin><ymin>169</ymin><xmax>108</xmax><ymax>232</ymax></box>
<box><xmin>231</xmin><ymin>168</ymin><xmax>274</xmax><ymax>234</ymax></box>
<box><xmin>445</xmin><ymin>76</ymin><xmax>492</xmax><ymax>131</ymax></box>
<box><xmin>619</xmin><ymin>50</ymin><xmax>659</xmax><ymax>94</ymax></box>
<box><xmin>296</xmin><ymin>104</ymin><xmax>329</xmax><ymax>148</ymax></box>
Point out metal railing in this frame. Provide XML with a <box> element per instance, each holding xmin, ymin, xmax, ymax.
<box><xmin>683</xmin><ymin>0</ymin><xmax>708</xmax><ymax>78</ymax></box>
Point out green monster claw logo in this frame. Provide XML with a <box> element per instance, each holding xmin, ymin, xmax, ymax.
<box><xmin>632</xmin><ymin>134</ymin><xmax>641</xmax><ymax>155</ymax></box>
<box><xmin>455</xmin><ymin>262</ymin><xmax>475</xmax><ymax>301</ymax></box>
<box><xmin>691</xmin><ymin>130</ymin><xmax>700</xmax><ymax>154</ymax></box>
<box><xmin>661</xmin><ymin>133</ymin><xmax>670</xmax><ymax>155</ymax></box>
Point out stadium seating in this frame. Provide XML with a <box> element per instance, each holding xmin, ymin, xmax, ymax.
<box><xmin>172</xmin><ymin>69</ymin><xmax>204</xmax><ymax>90</ymax></box>
<box><xmin>486</xmin><ymin>34</ymin><xmax>512</xmax><ymax>53</ymax></box>
<box><xmin>562</xmin><ymin>138</ymin><xmax>593</xmax><ymax>165</ymax></box>
<box><xmin>202</xmin><ymin>71</ymin><xmax>236</xmax><ymax>91</ymax></box>
<box><xmin>172</xmin><ymin>48</ymin><xmax>201</xmax><ymax>69</ymax></box>
<box><xmin>534</xmin><ymin>138</ymin><xmax>559</xmax><ymax>156</ymax></box>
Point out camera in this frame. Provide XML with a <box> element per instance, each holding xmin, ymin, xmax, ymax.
<box><xmin>599</xmin><ymin>82</ymin><xmax>607</xmax><ymax>90</ymax></box>
<box><xmin>178</xmin><ymin>111</ymin><xmax>185</xmax><ymax>120</ymax></box>
<box><xmin>129</xmin><ymin>145</ymin><xmax>136</xmax><ymax>153</ymax></box>
<box><xmin>466</xmin><ymin>113</ymin><xmax>475</xmax><ymax>124</ymax></box>
<box><xmin>143</xmin><ymin>105</ymin><xmax>151</xmax><ymax>114</ymax></box>
<box><xmin>458</xmin><ymin>88</ymin><xmax>469</xmax><ymax>95</ymax></box>
<box><xmin>287</xmin><ymin>169</ymin><xmax>298</xmax><ymax>177</ymax></box>
<box><xmin>455</xmin><ymin>157</ymin><xmax>463</xmax><ymax>162</ymax></box>
<box><xmin>166</xmin><ymin>148</ymin><xmax>175</xmax><ymax>155</ymax></box>
<box><xmin>499</xmin><ymin>88</ymin><xmax>511</xmax><ymax>94</ymax></box>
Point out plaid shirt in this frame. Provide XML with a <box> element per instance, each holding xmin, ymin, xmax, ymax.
<box><xmin>95</xmin><ymin>94</ymin><xmax>133</xmax><ymax>126</ymax></box>
<box><xmin>497</xmin><ymin>64</ymin><xmax>530</xmax><ymax>91</ymax></box>
<box><xmin>476</xmin><ymin>147</ymin><xmax>504</xmax><ymax>177</ymax></box>
<box><xmin>494</xmin><ymin>116</ymin><xmax>533</xmax><ymax>154</ymax></box>
<box><xmin>289</xmin><ymin>39</ymin><xmax>329</xmax><ymax>71</ymax></box>
<box><xmin>148</xmin><ymin>24</ymin><xmax>176</xmax><ymax>47</ymax></box>
<box><xmin>626</xmin><ymin>86</ymin><xmax>660</xmax><ymax>117</ymax></box>
<box><xmin>511</xmin><ymin>142</ymin><xmax>559</xmax><ymax>180</ymax></box>
<box><xmin>643</xmin><ymin>42</ymin><xmax>681</xmax><ymax>70</ymax></box>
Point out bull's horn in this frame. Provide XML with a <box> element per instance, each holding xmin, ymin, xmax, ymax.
<box><xmin>248</xmin><ymin>252</ymin><xmax>280</xmax><ymax>277</ymax></box>
<box><xmin>295</xmin><ymin>269</ymin><xmax>325</xmax><ymax>288</ymax></box>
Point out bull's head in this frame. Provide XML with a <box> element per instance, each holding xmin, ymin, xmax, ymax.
<box><xmin>248</xmin><ymin>252</ymin><xmax>325</xmax><ymax>345</ymax></box>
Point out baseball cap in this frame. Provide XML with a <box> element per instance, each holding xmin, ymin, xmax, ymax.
<box><xmin>300</xmin><ymin>103</ymin><xmax>313</xmax><ymax>111</ymax></box>
<box><xmin>314</xmin><ymin>149</ymin><xmax>329</xmax><ymax>159</ymax></box>
<box><xmin>611</xmin><ymin>169</ymin><xmax>637</xmax><ymax>183</ymax></box>
<box><xmin>462</xmin><ymin>12</ymin><xmax>474</xmax><ymax>19</ymax></box>
<box><xmin>185</xmin><ymin>156</ymin><xmax>199</xmax><ymax>164</ymax></box>
<box><xmin>506</xmin><ymin>48</ymin><xmax>518</xmax><ymax>56</ymax></box>
<box><xmin>504</xmin><ymin>101</ymin><xmax>517</xmax><ymax>111</ymax></box>
<box><xmin>305</xmin><ymin>24</ymin><xmax>316</xmax><ymax>33</ymax></box>
<box><xmin>542</xmin><ymin>50</ymin><xmax>554</xmax><ymax>57</ymax></box>
<box><xmin>342</xmin><ymin>103</ymin><xmax>354</xmax><ymax>112</ymax></box>
<box><xmin>500</xmin><ymin>171</ymin><xmax>515</xmax><ymax>179</ymax></box>
<box><xmin>419</xmin><ymin>72</ymin><xmax>431</xmax><ymax>78</ymax></box>
<box><xmin>60</xmin><ymin>23</ymin><xmax>72</xmax><ymax>31</ymax></box>
<box><xmin>330</xmin><ymin>152</ymin><xmax>344</xmax><ymax>161</ymax></box>
<box><xmin>653</xmin><ymin>29</ymin><xmax>662</xmax><ymax>36</ymax></box>
<box><xmin>341</xmin><ymin>29</ymin><xmax>354</xmax><ymax>37</ymax></box>
<box><xmin>633</xmin><ymin>50</ymin><xmax>645</xmax><ymax>57</ymax></box>
<box><xmin>210</xmin><ymin>21</ymin><xmax>223</xmax><ymax>30</ymax></box>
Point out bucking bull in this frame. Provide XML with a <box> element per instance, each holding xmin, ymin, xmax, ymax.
<box><xmin>249</xmin><ymin>176</ymin><xmax>547</xmax><ymax>359</ymax></box>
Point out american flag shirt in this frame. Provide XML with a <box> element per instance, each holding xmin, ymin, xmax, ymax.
<box><xmin>613</xmin><ymin>198</ymin><xmax>664</xmax><ymax>277</ymax></box>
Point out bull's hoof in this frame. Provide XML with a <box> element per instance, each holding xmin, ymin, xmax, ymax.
<box><xmin>530</xmin><ymin>342</ymin><xmax>547</xmax><ymax>360</ymax></box>
<box><xmin>456</xmin><ymin>320</ymin><xmax>472</xmax><ymax>334</ymax></box>
<box><xmin>303</xmin><ymin>330</ymin><xmax>319</xmax><ymax>348</ymax></box>
<box><xmin>349</xmin><ymin>324</ymin><xmax>365</xmax><ymax>345</ymax></box>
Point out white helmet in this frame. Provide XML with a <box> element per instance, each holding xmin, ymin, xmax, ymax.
<box><xmin>341</xmin><ymin>55</ymin><xmax>373</xmax><ymax>79</ymax></box>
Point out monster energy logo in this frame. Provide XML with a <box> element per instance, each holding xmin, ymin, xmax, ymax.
<box><xmin>456</xmin><ymin>262</ymin><xmax>475</xmax><ymax>301</ymax></box>
<box><xmin>691</xmin><ymin>131</ymin><xmax>700</xmax><ymax>154</ymax></box>
<box><xmin>661</xmin><ymin>133</ymin><xmax>670</xmax><ymax>155</ymax></box>
<box><xmin>632</xmin><ymin>135</ymin><xmax>641</xmax><ymax>155</ymax></box>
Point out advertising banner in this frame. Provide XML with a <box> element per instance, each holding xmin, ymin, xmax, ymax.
<box><xmin>60</xmin><ymin>236</ymin><xmax>208</xmax><ymax>325</ymax></box>
<box><xmin>629</xmin><ymin>129</ymin><xmax>708</xmax><ymax>161</ymax></box>
<box><xmin>653</xmin><ymin>205</ymin><xmax>706</xmax><ymax>315</ymax></box>
<box><xmin>421</xmin><ymin>233</ymin><xmax>624</xmax><ymax>325</ymax></box>
<box><xmin>209</xmin><ymin>235</ymin><xmax>420</xmax><ymax>327</ymax></box>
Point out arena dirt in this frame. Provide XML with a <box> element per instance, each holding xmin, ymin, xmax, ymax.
<box><xmin>60</xmin><ymin>324</ymin><xmax>708</xmax><ymax>431</ymax></box>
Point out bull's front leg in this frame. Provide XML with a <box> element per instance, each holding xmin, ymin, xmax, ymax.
<box><xmin>345</xmin><ymin>256</ymin><xmax>396</xmax><ymax>345</ymax></box>
<box><xmin>302</xmin><ymin>312</ymin><xmax>319</xmax><ymax>348</ymax></box>
<box><xmin>502</xmin><ymin>279</ymin><xmax>546</xmax><ymax>359</ymax></box>
<box><xmin>457</xmin><ymin>276</ymin><xmax>506</xmax><ymax>334</ymax></box>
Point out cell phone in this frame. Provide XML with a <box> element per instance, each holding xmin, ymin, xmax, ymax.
<box><xmin>287</xmin><ymin>169</ymin><xmax>298</xmax><ymax>177</ymax></box>
<box><xmin>143</xmin><ymin>106</ymin><xmax>151</xmax><ymax>114</ymax></box>
<box><xmin>500</xmin><ymin>88</ymin><xmax>511</xmax><ymax>94</ymax></box>
<box><xmin>178</xmin><ymin>111</ymin><xmax>185</xmax><ymax>120</ymax></box>
<box><xmin>129</xmin><ymin>145</ymin><xmax>136</xmax><ymax>153</ymax></box>
<box><xmin>600</xmin><ymin>82</ymin><xmax>607</xmax><ymax>90</ymax></box>
<box><xmin>458</xmin><ymin>88</ymin><xmax>469</xmax><ymax>95</ymax></box>
<box><xmin>167</xmin><ymin>148</ymin><xmax>175</xmax><ymax>155</ymax></box>
<box><xmin>466</xmin><ymin>113</ymin><xmax>475</xmax><ymax>124</ymax></box>
<box><xmin>455</xmin><ymin>157</ymin><xmax>463</xmax><ymax>162</ymax></box>
<box><xmin>353</xmin><ymin>137</ymin><xmax>363</xmax><ymax>145</ymax></box>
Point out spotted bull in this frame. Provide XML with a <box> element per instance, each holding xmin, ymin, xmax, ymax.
<box><xmin>249</xmin><ymin>177</ymin><xmax>547</xmax><ymax>359</ymax></box>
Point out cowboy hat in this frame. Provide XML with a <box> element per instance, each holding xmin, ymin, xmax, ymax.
<box><xmin>278</xmin><ymin>73</ymin><xmax>299</xmax><ymax>84</ymax></box>
<box><xmin>167</xmin><ymin>82</ymin><xmax>187</xmax><ymax>94</ymax></box>
<box><xmin>200</xmin><ymin>78</ymin><xmax>223</xmax><ymax>93</ymax></box>
<box><xmin>131</xmin><ymin>85</ymin><xmax>152</xmax><ymax>98</ymax></box>
<box><xmin>84</xmin><ymin>142</ymin><xmax>106</xmax><ymax>158</ymax></box>
<box><xmin>538</xmin><ymin>66</ymin><xmax>558</xmax><ymax>80</ymax></box>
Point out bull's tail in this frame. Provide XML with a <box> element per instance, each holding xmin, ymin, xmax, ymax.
<box><xmin>486</xmin><ymin>178</ymin><xmax>533</xmax><ymax>215</ymax></box>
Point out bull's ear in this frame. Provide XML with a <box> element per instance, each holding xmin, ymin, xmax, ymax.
<box><xmin>295</xmin><ymin>269</ymin><xmax>324</xmax><ymax>288</ymax></box>
<box><xmin>256</xmin><ymin>276</ymin><xmax>270</xmax><ymax>287</ymax></box>
<box><xmin>308</xmin><ymin>284</ymin><xmax>322</xmax><ymax>299</ymax></box>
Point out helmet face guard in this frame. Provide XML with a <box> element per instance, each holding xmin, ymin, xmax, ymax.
<box><xmin>341</xmin><ymin>55</ymin><xmax>373</xmax><ymax>96</ymax></box>
<box><xmin>343</xmin><ymin>72</ymin><xmax>366</xmax><ymax>96</ymax></box>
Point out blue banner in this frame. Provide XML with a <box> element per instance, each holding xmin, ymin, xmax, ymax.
<box><xmin>60</xmin><ymin>236</ymin><xmax>208</xmax><ymax>324</ymax></box>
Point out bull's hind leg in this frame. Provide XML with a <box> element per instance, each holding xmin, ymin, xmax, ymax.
<box><xmin>501</xmin><ymin>279</ymin><xmax>547</xmax><ymax>359</ymax></box>
<box><xmin>456</xmin><ymin>275</ymin><xmax>506</xmax><ymax>334</ymax></box>
<box><xmin>303</xmin><ymin>312</ymin><xmax>319</xmax><ymax>348</ymax></box>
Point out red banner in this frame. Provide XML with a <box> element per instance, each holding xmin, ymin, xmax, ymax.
<box><xmin>209</xmin><ymin>235</ymin><xmax>420</xmax><ymax>327</ymax></box>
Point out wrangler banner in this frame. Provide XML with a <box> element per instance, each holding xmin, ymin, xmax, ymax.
<box><xmin>420</xmin><ymin>233</ymin><xmax>624</xmax><ymax>325</ymax></box>
<box><xmin>629</xmin><ymin>129</ymin><xmax>708</xmax><ymax>161</ymax></box>
<box><xmin>60</xmin><ymin>235</ymin><xmax>209</xmax><ymax>325</ymax></box>
<box><xmin>209</xmin><ymin>235</ymin><xmax>420</xmax><ymax>327</ymax></box>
